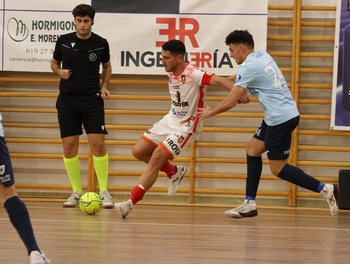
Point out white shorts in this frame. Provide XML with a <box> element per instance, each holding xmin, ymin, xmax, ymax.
<box><xmin>141</xmin><ymin>117</ymin><xmax>198</xmax><ymax>160</ymax></box>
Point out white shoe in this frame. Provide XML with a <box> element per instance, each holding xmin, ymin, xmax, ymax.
<box><xmin>321</xmin><ymin>183</ymin><xmax>338</xmax><ymax>216</ymax></box>
<box><xmin>168</xmin><ymin>165</ymin><xmax>187</xmax><ymax>196</ymax></box>
<box><xmin>63</xmin><ymin>191</ymin><xmax>82</xmax><ymax>207</ymax></box>
<box><xmin>100</xmin><ymin>190</ymin><xmax>114</xmax><ymax>208</ymax></box>
<box><xmin>28</xmin><ymin>250</ymin><xmax>51</xmax><ymax>264</ymax></box>
<box><xmin>114</xmin><ymin>199</ymin><xmax>133</xmax><ymax>219</ymax></box>
<box><xmin>224</xmin><ymin>200</ymin><xmax>258</xmax><ymax>218</ymax></box>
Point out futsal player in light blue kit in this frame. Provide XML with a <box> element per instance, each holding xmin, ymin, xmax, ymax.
<box><xmin>198</xmin><ymin>30</ymin><xmax>338</xmax><ymax>217</ymax></box>
<box><xmin>0</xmin><ymin>113</ymin><xmax>50</xmax><ymax>263</ymax></box>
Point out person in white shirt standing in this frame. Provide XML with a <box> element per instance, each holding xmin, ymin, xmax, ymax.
<box><xmin>114</xmin><ymin>39</ymin><xmax>249</xmax><ymax>218</ymax></box>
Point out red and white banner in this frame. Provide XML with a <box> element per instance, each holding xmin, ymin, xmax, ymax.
<box><xmin>0</xmin><ymin>0</ymin><xmax>268</xmax><ymax>75</ymax></box>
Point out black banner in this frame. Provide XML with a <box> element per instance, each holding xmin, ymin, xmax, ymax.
<box><xmin>92</xmin><ymin>0</ymin><xmax>180</xmax><ymax>14</ymax></box>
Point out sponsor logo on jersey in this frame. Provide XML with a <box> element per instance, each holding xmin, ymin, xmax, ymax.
<box><xmin>180</xmin><ymin>116</ymin><xmax>195</xmax><ymax>127</ymax></box>
<box><xmin>176</xmin><ymin>91</ymin><xmax>180</xmax><ymax>102</ymax></box>
<box><xmin>181</xmin><ymin>74</ymin><xmax>186</xmax><ymax>84</ymax></box>
<box><xmin>171</xmin><ymin>108</ymin><xmax>188</xmax><ymax>117</ymax></box>
<box><xmin>176</xmin><ymin>135</ymin><xmax>184</xmax><ymax>143</ymax></box>
<box><xmin>172</xmin><ymin>101</ymin><xmax>189</xmax><ymax>107</ymax></box>
<box><xmin>172</xmin><ymin>91</ymin><xmax>189</xmax><ymax>107</ymax></box>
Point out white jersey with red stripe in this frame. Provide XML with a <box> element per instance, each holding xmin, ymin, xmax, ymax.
<box><xmin>164</xmin><ymin>62</ymin><xmax>213</xmax><ymax>133</ymax></box>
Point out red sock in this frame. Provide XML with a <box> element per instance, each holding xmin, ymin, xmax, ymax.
<box><xmin>160</xmin><ymin>161</ymin><xmax>177</xmax><ymax>178</ymax></box>
<box><xmin>129</xmin><ymin>185</ymin><xmax>145</xmax><ymax>205</ymax></box>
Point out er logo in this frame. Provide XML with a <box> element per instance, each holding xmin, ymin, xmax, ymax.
<box><xmin>156</xmin><ymin>18</ymin><xmax>199</xmax><ymax>48</ymax></box>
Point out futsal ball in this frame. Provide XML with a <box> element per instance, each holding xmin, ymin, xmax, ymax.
<box><xmin>79</xmin><ymin>192</ymin><xmax>102</xmax><ymax>215</ymax></box>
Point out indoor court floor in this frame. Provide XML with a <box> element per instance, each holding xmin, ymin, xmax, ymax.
<box><xmin>1</xmin><ymin>201</ymin><xmax>350</xmax><ymax>263</ymax></box>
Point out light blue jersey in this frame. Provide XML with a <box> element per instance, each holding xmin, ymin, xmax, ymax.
<box><xmin>235</xmin><ymin>51</ymin><xmax>299</xmax><ymax>126</ymax></box>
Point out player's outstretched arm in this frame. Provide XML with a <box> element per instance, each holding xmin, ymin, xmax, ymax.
<box><xmin>226</xmin><ymin>74</ymin><xmax>237</xmax><ymax>82</ymax></box>
<box><xmin>209</xmin><ymin>74</ymin><xmax>234</xmax><ymax>91</ymax></box>
<box><xmin>208</xmin><ymin>74</ymin><xmax>249</xmax><ymax>103</ymax></box>
<box><xmin>198</xmin><ymin>85</ymin><xmax>246</xmax><ymax>120</ymax></box>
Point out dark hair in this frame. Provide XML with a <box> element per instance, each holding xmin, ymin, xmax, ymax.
<box><xmin>162</xmin><ymin>39</ymin><xmax>186</xmax><ymax>56</ymax></box>
<box><xmin>72</xmin><ymin>4</ymin><xmax>96</xmax><ymax>20</ymax></box>
<box><xmin>225</xmin><ymin>30</ymin><xmax>254</xmax><ymax>49</ymax></box>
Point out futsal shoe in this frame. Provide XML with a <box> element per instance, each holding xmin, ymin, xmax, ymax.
<box><xmin>63</xmin><ymin>191</ymin><xmax>82</xmax><ymax>207</ymax></box>
<box><xmin>100</xmin><ymin>190</ymin><xmax>114</xmax><ymax>208</ymax></box>
<box><xmin>321</xmin><ymin>183</ymin><xmax>338</xmax><ymax>216</ymax></box>
<box><xmin>168</xmin><ymin>165</ymin><xmax>187</xmax><ymax>196</ymax></box>
<box><xmin>224</xmin><ymin>200</ymin><xmax>258</xmax><ymax>218</ymax></box>
<box><xmin>28</xmin><ymin>250</ymin><xmax>51</xmax><ymax>264</ymax></box>
<box><xmin>114</xmin><ymin>199</ymin><xmax>133</xmax><ymax>219</ymax></box>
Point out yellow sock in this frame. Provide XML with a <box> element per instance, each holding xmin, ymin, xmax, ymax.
<box><xmin>93</xmin><ymin>153</ymin><xmax>109</xmax><ymax>193</ymax></box>
<box><xmin>63</xmin><ymin>155</ymin><xmax>82</xmax><ymax>194</ymax></box>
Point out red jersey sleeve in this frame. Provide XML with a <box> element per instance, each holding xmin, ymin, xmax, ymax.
<box><xmin>201</xmin><ymin>72</ymin><xmax>214</xmax><ymax>85</ymax></box>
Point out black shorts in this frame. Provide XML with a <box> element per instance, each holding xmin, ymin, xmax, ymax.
<box><xmin>0</xmin><ymin>136</ymin><xmax>15</xmax><ymax>187</ymax></box>
<box><xmin>253</xmin><ymin>116</ymin><xmax>300</xmax><ymax>160</ymax></box>
<box><xmin>56</xmin><ymin>92</ymin><xmax>108</xmax><ymax>138</ymax></box>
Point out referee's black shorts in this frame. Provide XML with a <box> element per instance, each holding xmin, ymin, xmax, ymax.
<box><xmin>56</xmin><ymin>92</ymin><xmax>108</xmax><ymax>138</ymax></box>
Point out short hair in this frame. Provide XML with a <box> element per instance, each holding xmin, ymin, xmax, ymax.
<box><xmin>225</xmin><ymin>30</ymin><xmax>254</xmax><ymax>49</ymax></box>
<box><xmin>72</xmin><ymin>4</ymin><xmax>96</xmax><ymax>20</ymax></box>
<box><xmin>162</xmin><ymin>39</ymin><xmax>186</xmax><ymax>56</ymax></box>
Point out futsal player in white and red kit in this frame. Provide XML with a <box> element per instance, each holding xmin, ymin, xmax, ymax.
<box><xmin>114</xmin><ymin>39</ymin><xmax>249</xmax><ymax>218</ymax></box>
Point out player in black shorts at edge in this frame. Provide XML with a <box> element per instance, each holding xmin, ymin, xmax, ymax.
<box><xmin>0</xmin><ymin>113</ymin><xmax>51</xmax><ymax>263</ymax></box>
<box><xmin>50</xmin><ymin>4</ymin><xmax>113</xmax><ymax>208</ymax></box>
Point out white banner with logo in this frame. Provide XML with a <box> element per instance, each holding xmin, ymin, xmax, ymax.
<box><xmin>0</xmin><ymin>0</ymin><xmax>268</xmax><ymax>75</ymax></box>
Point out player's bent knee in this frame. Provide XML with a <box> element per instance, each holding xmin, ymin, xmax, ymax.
<box><xmin>0</xmin><ymin>184</ymin><xmax>17</xmax><ymax>205</ymax></box>
<box><xmin>132</xmin><ymin>146</ymin><xmax>142</xmax><ymax>160</ymax></box>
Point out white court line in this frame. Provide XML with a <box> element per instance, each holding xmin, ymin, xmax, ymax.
<box><xmin>1</xmin><ymin>214</ymin><xmax>349</xmax><ymax>232</ymax></box>
<box><xmin>1</xmin><ymin>204</ymin><xmax>349</xmax><ymax>219</ymax></box>
<box><xmin>0</xmin><ymin>217</ymin><xmax>348</xmax><ymax>232</ymax></box>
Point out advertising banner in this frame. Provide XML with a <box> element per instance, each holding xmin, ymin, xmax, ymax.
<box><xmin>1</xmin><ymin>0</ymin><xmax>268</xmax><ymax>75</ymax></box>
<box><xmin>331</xmin><ymin>0</ymin><xmax>350</xmax><ymax>130</ymax></box>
